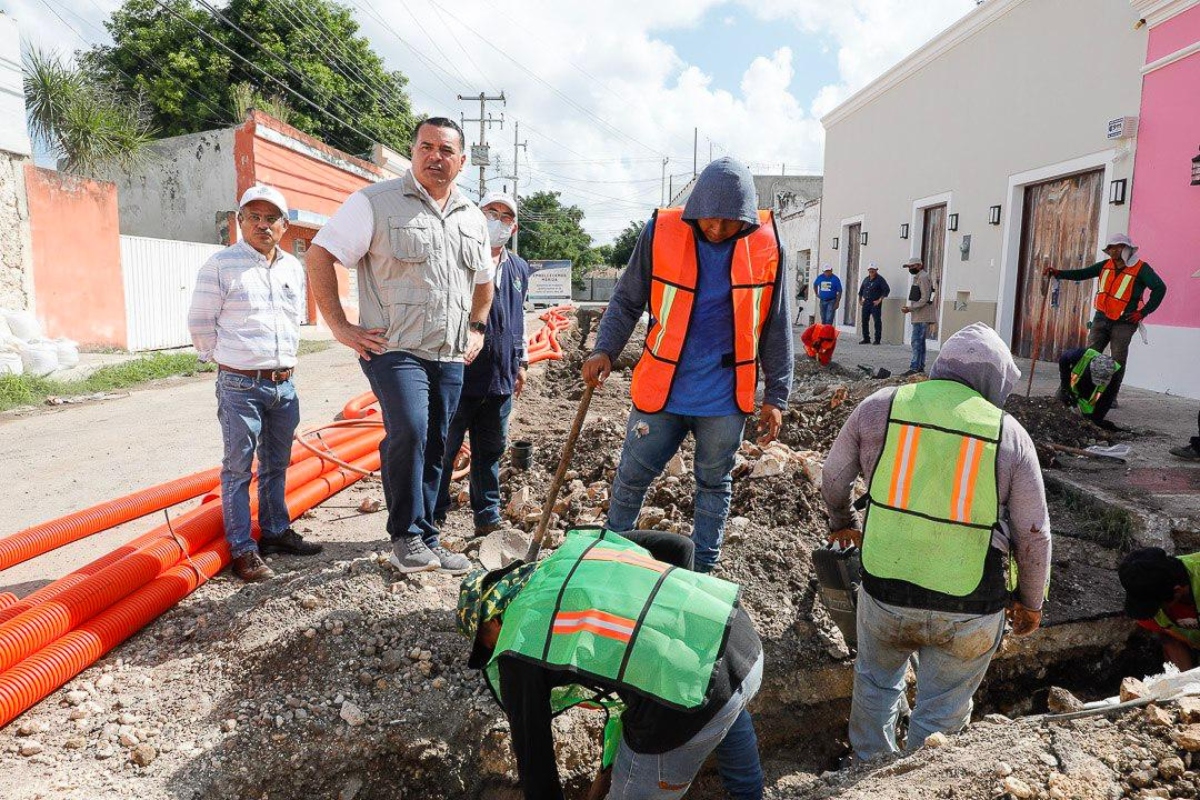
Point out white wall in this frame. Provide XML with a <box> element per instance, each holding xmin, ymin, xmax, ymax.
<box><xmin>819</xmin><ymin>0</ymin><xmax>1145</xmax><ymax>346</ymax></box>
<box><xmin>0</xmin><ymin>15</ymin><xmax>30</xmax><ymax>159</ymax></box>
<box><xmin>777</xmin><ymin>198</ymin><xmax>821</xmax><ymax>310</ymax></box>
<box><xmin>98</xmin><ymin>128</ymin><xmax>238</xmax><ymax>244</ymax></box>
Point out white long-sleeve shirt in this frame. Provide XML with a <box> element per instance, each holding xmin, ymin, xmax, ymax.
<box><xmin>187</xmin><ymin>241</ymin><xmax>306</xmax><ymax>369</ymax></box>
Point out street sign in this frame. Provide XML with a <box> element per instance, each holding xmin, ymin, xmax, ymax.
<box><xmin>527</xmin><ymin>260</ymin><xmax>572</xmax><ymax>307</ymax></box>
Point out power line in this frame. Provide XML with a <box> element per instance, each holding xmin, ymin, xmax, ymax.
<box><xmin>349</xmin><ymin>0</ymin><xmax>467</xmax><ymax>97</ymax></box>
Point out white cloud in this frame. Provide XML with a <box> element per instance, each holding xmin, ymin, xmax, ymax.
<box><xmin>8</xmin><ymin>0</ymin><xmax>974</xmax><ymax>243</ymax></box>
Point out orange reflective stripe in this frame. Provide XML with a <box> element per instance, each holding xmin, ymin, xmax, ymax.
<box><xmin>951</xmin><ymin>436</ymin><xmax>986</xmax><ymax>522</ymax></box>
<box><xmin>888</xmin><ymin>424</ymin><xmax>922</xmax><ymax>508</ymax></box>
<box><xmin>552</xmin><ymin>609</ymin><xmax>636</xmax><ymax>643</ymax></box>
<box><xmin>582</xmin><ymin>548</ymin><xmax>669</xmax><ymax>573</ymax></box>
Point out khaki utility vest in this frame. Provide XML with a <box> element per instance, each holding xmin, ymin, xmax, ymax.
<box><xmin>356</xmin><ymin>172</ymin><xmax>489</xmax><ymax>361</ymax></box>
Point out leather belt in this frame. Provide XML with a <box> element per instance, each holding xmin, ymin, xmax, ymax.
<box><xmin>218</xmin><ymin>364</ymin><xmax>294</xmax><ymax>382</ymax></box>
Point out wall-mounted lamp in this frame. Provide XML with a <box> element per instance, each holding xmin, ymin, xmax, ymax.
<box><xmin>988</xmin><ymin>205</ymin><xmax>1001</xmax><ymax>225</ymax></box>
<box><xmin>899</xmin><ymin>223</ymin><xmax>909</xmax><ymax>239</ymax></box>
<box><xmin>1191</xmin><ymin>147</ymin><xmax>1200</xmax><ymax>186</ymax></box>
<box><xmin>1109</xmin><ymin>178</ymin><xmax>1128</xmax><ymax>205</ymax></box>
<box><xmin>948</xmin><ymin>213</ymin><xmax>959</xmax><ymax>232</ymax></box>
<box><xmin>860</xmin><ymin>231</ymin><xmax>869</xmax><ymax>247</ymax></box>
<box><xmin>831</xmin><ymin>237</ymin><xmax>839</xmax><ymax>250</ymax></box>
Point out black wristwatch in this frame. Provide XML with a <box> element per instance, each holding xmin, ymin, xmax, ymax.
<box><xmin>468</xmin><ymin>321</ymin><xmax>487</xmax><ymax>334</ymax></box>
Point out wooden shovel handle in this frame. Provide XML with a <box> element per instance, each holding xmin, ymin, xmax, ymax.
<box><xmin>524</xmin><ymin>383</ymin><xmax>596</xmax><ymax>562</ymax></box>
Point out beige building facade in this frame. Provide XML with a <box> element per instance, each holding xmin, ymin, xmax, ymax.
<box><xmin>819</xmin><ymin>0</ymin><xmax>1145</xmax><ymax>355</ymax></box>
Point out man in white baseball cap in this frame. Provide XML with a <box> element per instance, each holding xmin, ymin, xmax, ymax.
<box><xmin>436</xmin><ymin>190</ymin><xmax>531</xmax><ymax>537</ymax></box>
<box><xmin>189</xmin><ymin>183</ymin><xmax>323</xmax><ymax>582</ymax></box>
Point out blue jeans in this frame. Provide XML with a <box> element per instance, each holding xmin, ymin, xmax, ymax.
<box><xmin>910</xmin><ymin>322</ymin><xmax>928</xmax><ymax>371</ymax></box>
<box><xmin>359</xmin><ymin>351</ymin><xmax>464</xmax><ymax>544</ymax></box>
<box><xmin>215</xmin><ymin>371</ymin><xmax>300</xmax><ymax>558</ymax></box>
<box><xmin>435</xmin><ymin>393</ymin><xmax>512</xmax><ymax>527</ymax></box>
<box><xmin>819</xmin><ymin>298</ymin><xmax>838</xmax><ymax>325</ymax></box>
<box><xmin>606</xmin><ymin>409</ymin><xmax>746</xmax><ymax>571</ymax></box>
<box><xmin>849</xmin><ymin>590</ymin><xmax>1005</xmax><ymax>761</ymax></box>
<box><xmin>609</xmin><ymin>654</ymin><xmax>764</xmax><ymax>800</ymax></box>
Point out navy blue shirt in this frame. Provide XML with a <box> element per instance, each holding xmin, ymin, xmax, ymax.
<box><xmin>462</xmin><ymin>251</ymin><xmax>530</xmax><ymax>398</ymax></box>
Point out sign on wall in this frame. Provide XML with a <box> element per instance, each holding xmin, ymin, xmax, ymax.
<box><xmin>527</xmin><ymin>259</ymin><xmax>572</xmax><ymax>306</ymax></box>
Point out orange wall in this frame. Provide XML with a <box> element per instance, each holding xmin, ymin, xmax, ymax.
<box><xmin>25</xmin><ymin>166</ymin><xmax>127</xmax><ymax>348</ymax></box>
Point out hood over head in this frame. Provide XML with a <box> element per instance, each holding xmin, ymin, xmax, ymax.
<box><xmin>681</xmin><ymin>157</ymin><xmax>760</xmax><ymax>229</ymax></box>
<box><xmin>1104</xmin><ymin>232</ymin><xmax>1139</xmax><ymax>264</ymax></box>
<box><xmin>928</xmin><ymin>322</ymin><xmax>1021</xmax><ymax>406</ymax></box>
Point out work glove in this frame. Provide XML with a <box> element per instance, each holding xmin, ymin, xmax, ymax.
<box><xmin>1126</xmin><ymin>310</ymin><xmax>1143</xmax><ymax>324</ymax></box>
<box><xmin>829</xmin><ymin>528</ymin><xmax>863</xmax><ymax>549</ymax></box>
<box><xmin>1007</xmin><ymin>601</ymin><xmax>1041</xmax><ymax>637</ymax></box>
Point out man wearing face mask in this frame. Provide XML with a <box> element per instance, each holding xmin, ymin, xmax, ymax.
<box><xmin>436</xmin><ymin>193</ymin><xmax>530</xmax><ymax>536</ymax></box>
<box><xmin>900</xmin><ymin>257</ymin><xmax>935</xmax><ymax>375</ymax></box>
<box><xmin>582</xmin><ymin>157</ymin><xmax>794</xmax><ymax>573</ymax></box>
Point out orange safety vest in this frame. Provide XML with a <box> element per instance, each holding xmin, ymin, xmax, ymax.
<box><xmin>1094</xmin><ymin>259</ymin><xmax>1143</xmax><ymax>321</ymax></box>
<box><xmin>629</xmin><ymin>208</ymin><xmax>780</xmax><ymax>414</ymax></box>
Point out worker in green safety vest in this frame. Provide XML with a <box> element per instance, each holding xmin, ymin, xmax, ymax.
<box><xmin>1119</xmin><ymin>547</ymin><xmax>1200</xmax><ymax>670</ymax></box>
<box><xmin>456</xmin><ymin>529</ymin><xmax>765</xmax><ymax>799</ymax></box>
<box><xmin>822</xmin><ymin>323</ymin><xmax>1052</xmax><ymax>763</ymax></box>
<box><xmin>1056</xmin><ymin>347</ymin><xmax>1123</xmax><ymax>430</ymax></box>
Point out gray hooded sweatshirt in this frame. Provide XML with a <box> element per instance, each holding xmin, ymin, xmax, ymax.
<box><xmin>593</xmin><ymin>157</ymin><xmax>794</xmax><ymax>408</ymax></box>
<box><xmin>822</xmin><ymin>323</ymin><xmax>1051</xmax><ymax>609</ymax></box>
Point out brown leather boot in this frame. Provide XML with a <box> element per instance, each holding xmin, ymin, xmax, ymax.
<box><xmin>232</xmin><ymin>551</ymin><xmax>275</xmax><ymax>582</ymax></box>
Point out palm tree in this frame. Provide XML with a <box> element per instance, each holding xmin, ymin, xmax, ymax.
<box><xmin>23</xmin><ymin>48</ymin><xmax>155</xmax><ymax>175</ymax></box>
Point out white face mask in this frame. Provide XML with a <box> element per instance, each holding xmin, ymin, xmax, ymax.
<box><xmin>487</xmin><ymin>217</ymin><xmax>513</xmax><ymax>247</ymax></box>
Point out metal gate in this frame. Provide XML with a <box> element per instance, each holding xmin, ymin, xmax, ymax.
<box><xmin>121</xmin><ymin>236</ymin><xmax>223</xmax><ymax>351</ymax></box>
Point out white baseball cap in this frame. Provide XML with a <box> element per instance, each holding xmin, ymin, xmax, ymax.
<box><xmin>479</xmin><ymin>191</ymin><xmax>517</xmax><ymax>221</ymax></box>
<box><xmin>239</xmin><ymin>184</ymin><xmax>289</xmax><ymax>217</ymax></box>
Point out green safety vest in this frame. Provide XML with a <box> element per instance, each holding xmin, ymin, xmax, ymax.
<box><xmin>1069</xmin><ymin>348</ymin><xmax>1122</xmax><ymax>415</ymax></box>
<box><xmin>862</xmin><ymin>380</ymin><xmax>1004</xmax><ymax>597</ymax></box>
<box><xmin>485</xmin><ymin>529</ymin><xmax>742</xmax><ymax>715</ymax></box>
<box><xmin>1153</xmin><ymin>552</ymin><xmax>1200</xmax><ymax>649</ymax></box>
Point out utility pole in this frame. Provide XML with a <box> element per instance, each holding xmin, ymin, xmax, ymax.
<box><xmin>660</xmin><ymin>157</ymin><xmax>669</xmax><ymax>206</ymax></box>
<box><xmin>693</xmin><ymin>127</ymin><xmax>698</xmax><ymax>177</ymax></box>
<box><xmin>457</xmin><ymin>91</ymin><xmax>506</xmax><ymax>199</ymax></box>
<box><xmin>511</xmin><ymin>121</ymin><xmax>527</xmax><ymax>255</ymax></box>
<box><xmin>708</xmin><ymin>139</ymin><xmax>712</xmax><ymax>164</ymax></box>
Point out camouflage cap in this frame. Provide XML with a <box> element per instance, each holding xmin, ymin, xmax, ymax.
<box><xmin>1088</xmin><ymin>353</ymin><xmax>1119</xmax><ymax>385</ymax></box>
<box><xmin>456</xmin><ymin>561</ymin><xmax>537</xmax><ymax>668</ymax></box>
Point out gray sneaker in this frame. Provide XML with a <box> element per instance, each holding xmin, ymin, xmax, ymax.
<box><xmin>389</xmin><ymin>537</ymin><xmax>440</xmax><ymax>574</ymax></box>
<box><xmin>431</xmin><ymin>545</ymin><xmax>471</xmax><ymax>575</ymax></box>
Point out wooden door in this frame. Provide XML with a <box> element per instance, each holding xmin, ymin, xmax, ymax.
<box><xmin>1012</xmin><ymin>170</ymin><xmax>1103</xmax><ymax>360</ymax></box>
<box><xmin>920</xmin><ymin>205</ymin><xmax>946</xmax><ymax>338</ymax></box>
<box><xmin>843</xmin><ymin>224</ymin><xmax>861</xmax><ymax>326</ymax></box>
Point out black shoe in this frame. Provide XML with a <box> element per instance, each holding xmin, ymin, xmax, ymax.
<box><xmin>474</xmin><ymin>521</ymin><xmax>504</xmax><ymax>538</ymax></box>
<box><xmin>1170</xmin><ymin>445</ymin><xmax>1200</xmax><ymax>461</ymax></box>
<box><xmin>1090</xmin><ymin>418</ymin><xmax>1121</xmax><ymax>432</ymax></box>
<box><xmin>259</xmin><ymin>528</ymin><xmax>324</xmax><ymax>556</ymax></box>
<box><xmin>859</xmin><ymin>339</ymin><xmax>870</xmax><ymax>344</ymax></box>
<box><xmin>232</xmin><ymin>551</ymin><xmax>275</xmax><ymax>582</ymax></box>
<box><xmin>873</xmin><ymin>341</ymin><xmax>881</xmax><ymax>345</ymax></box>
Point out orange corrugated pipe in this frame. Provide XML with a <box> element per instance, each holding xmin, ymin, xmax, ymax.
<box><xmin>342</xmin><ymin>391</ymin><xmax>379</xmax><ymax>420</ymax></box>
<box><xmin>0</xmin><ymin>424</ymin><xmax>379</xmax><ymax>623</ymax></box>
<box><xmin>0</xmin><ymin>432</ymin><xmax>383</xmax><ymax>667</ymax></box>
<box><xmin>0</xmin><ymin>594</ymin><xmax>15</xmax><ymax>611</ymax></box>
<box><xmin>0</xmin><ymin>451</ymin><xmax>380</xmax><ymax>728</ymax></box>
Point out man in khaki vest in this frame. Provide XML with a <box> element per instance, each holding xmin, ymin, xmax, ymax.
<box><xmin>307</xmin><ymin>117</ymin><xmax>493</xmax><ymax>575</ymax></box>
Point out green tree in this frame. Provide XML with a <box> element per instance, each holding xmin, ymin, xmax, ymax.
<box><xmin>83</xmin><ymin>0</ymin><xmax>416</xmax><ymax>154</ymax></box>
<box><xmin>517</xmin><ymin>191</ymin><xmax>603</xmax><ymax>281</ymax></box>
<box><xmin>23</xmin><ymin>48</ymin><xmax>155</xmax><ymax>175</ymax></box>
<box><xmin>609</xmin><ymin>219</ymin><xmax>646</xmax><ymax>268</ymax></box>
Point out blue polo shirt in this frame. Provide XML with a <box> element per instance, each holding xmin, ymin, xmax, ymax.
<box><xmin>814</xmin><ymin>272</ymin><xmax>842</xmax><ymax>300</ymax></box>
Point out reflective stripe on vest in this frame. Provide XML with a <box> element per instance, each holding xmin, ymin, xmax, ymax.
<box><xmin>484</xmin><ymin>529</ymin><xmax>741</xmax><ymax>712</ymax></box>
<box><xmin>1094</xmin><ymin>259</ymin><xmax>1143</xmax><ymax>321</ymax></box>
<box><xmin>630</xmin><ymin>208</ymin><xmax>780</xmax><ymax>414</ymax></box>
<box><xmin>1069</xmin><ymin>348</ymin><xmax>1118</xmax><ymax>415</ymax></box>
<box><xmin>862</xmin><ymin>381</ymin><xmax>1004</xmax><ymax>597</ymax></box>
<box><xmin>1152</xmin><ymin>552</ymin><xmax>1200</xmax><ymax>650</ymax></box>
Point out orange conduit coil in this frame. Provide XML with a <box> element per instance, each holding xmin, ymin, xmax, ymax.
<box><xmin>0</xmin><ymin>432</ymin><xmax>383</xmax><ymax>668</ymax></box>
<box><xmin>341</xmin><ymin>391</ymin><xmax>380</xmax><ymax>420</ymax></box>
<box><xmin>0</xmin><ymin>594</ymin><xmax>15</xmax><ymax>611</ymax></box>
<box><xmin>0</xmin><ymin>451</ymin><xmax>380</xmax><ymax>729</ymax></box>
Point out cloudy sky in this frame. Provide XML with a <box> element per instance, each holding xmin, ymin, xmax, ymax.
<box><xmin>6</xmin><ymin>0</ymin><xmax>978</xmax><ymax>242</ymax></box>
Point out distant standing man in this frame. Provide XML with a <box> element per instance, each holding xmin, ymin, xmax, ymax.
<box><xmin>900</xmin><ymin>257</ymin><xmax>935</xmax><ymax>375</ymax></box>
<box><xmin>436</xmin><ymin>192</ymin><xmax>530</xmax><ymax>536</ymax></box>
<box><xmin>188</xmin><ymin>184</ymin><xmax>324</xmax><ymax>583</ymax></box>
<box><xmin>307</xmin><ymin>117</ymin><xmax>493</xmax><ymax>575</ymax></box>
<box><xmin>857</xmin><ymin>264</ymin><xmax>890</xmax><ymax>345</ymax></box>
<box><xmin>823</xmin><ymin>323</ymin><xmax>1050</xmax><ymax>761</ymax></box>
<box><xmin>582</xmin><ymin>157</ymin><xmax>793</xmax><ymax>573</ymax></box>
<box><xmin>1045</xmin><ymin>233</ymin><xmax>1167</xmax><ymax>406</ymax></box>
<box><xmin>814</xmin><ymin>265</ymin><xmax>842</xmax><ymax>325</ymax></box>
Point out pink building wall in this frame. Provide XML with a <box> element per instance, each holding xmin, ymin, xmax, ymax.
<box><xmin>1128</xmin><ymin>11</ymin><xmax>1200</xmax><ymax>330</ymax></box>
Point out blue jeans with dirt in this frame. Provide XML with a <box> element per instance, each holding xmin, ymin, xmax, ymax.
<box><xmin>216</xmin><ymin>371</ymin><xmax>300</xmax><ymax>558</ymax></box>
<box><xmin>605</xmin><ymin>409</ymin><xmax>746</xmax><ymax>571</ymax></box>
<box><xmin>435</xmin><ymin>393</ymin><xmax>512</xmax><ymax>528</ymax></box>
<box><xmin>849</xmin><ymin>589</ymin><xmax>1006</xmax><ymax>760</ymax></box>
<box><xmin>909</xmin><ymin>322</ymin><xmax>928</xmax><ymax>371</ymax></box>
<box><xmin>608</xmin><ymin>653</ymin><xmax>764</xmax><ymax>800</ymax></box>
<box><xmin>359</xmin><ymin>351</ymin><xmax>464</xmax><ymax>545</ymax></box>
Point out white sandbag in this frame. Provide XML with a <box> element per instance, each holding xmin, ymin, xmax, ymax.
<box><xmin>2</xmin><ymin>310</ymin><xmax>42</xmax><ymax>342</ymax></box>
<box><xmin>0</xmin><ymin>351</ymin><xmax>22</xmax><ymax>376</ymax></box>
<box><xmin>19</xmin><ymin>339</ymin><xmax>58</xmax><ymax>377</ymax></box>
<box><xmin>54</xmin><ymin>338</ymin><xmax>79</xmax><ymax>368</ymax></box>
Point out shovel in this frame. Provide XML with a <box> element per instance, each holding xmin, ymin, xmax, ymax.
<box><xmin>478</xmin><ymin>384</ymin><xmax>596</xmax><ymax>569</ymax></box>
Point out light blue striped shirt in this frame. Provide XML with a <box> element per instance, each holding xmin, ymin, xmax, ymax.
<box><xmin>188</xmin><ymin>241</ymin><xmax>306</xmax><ymax>369</ymax></box>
